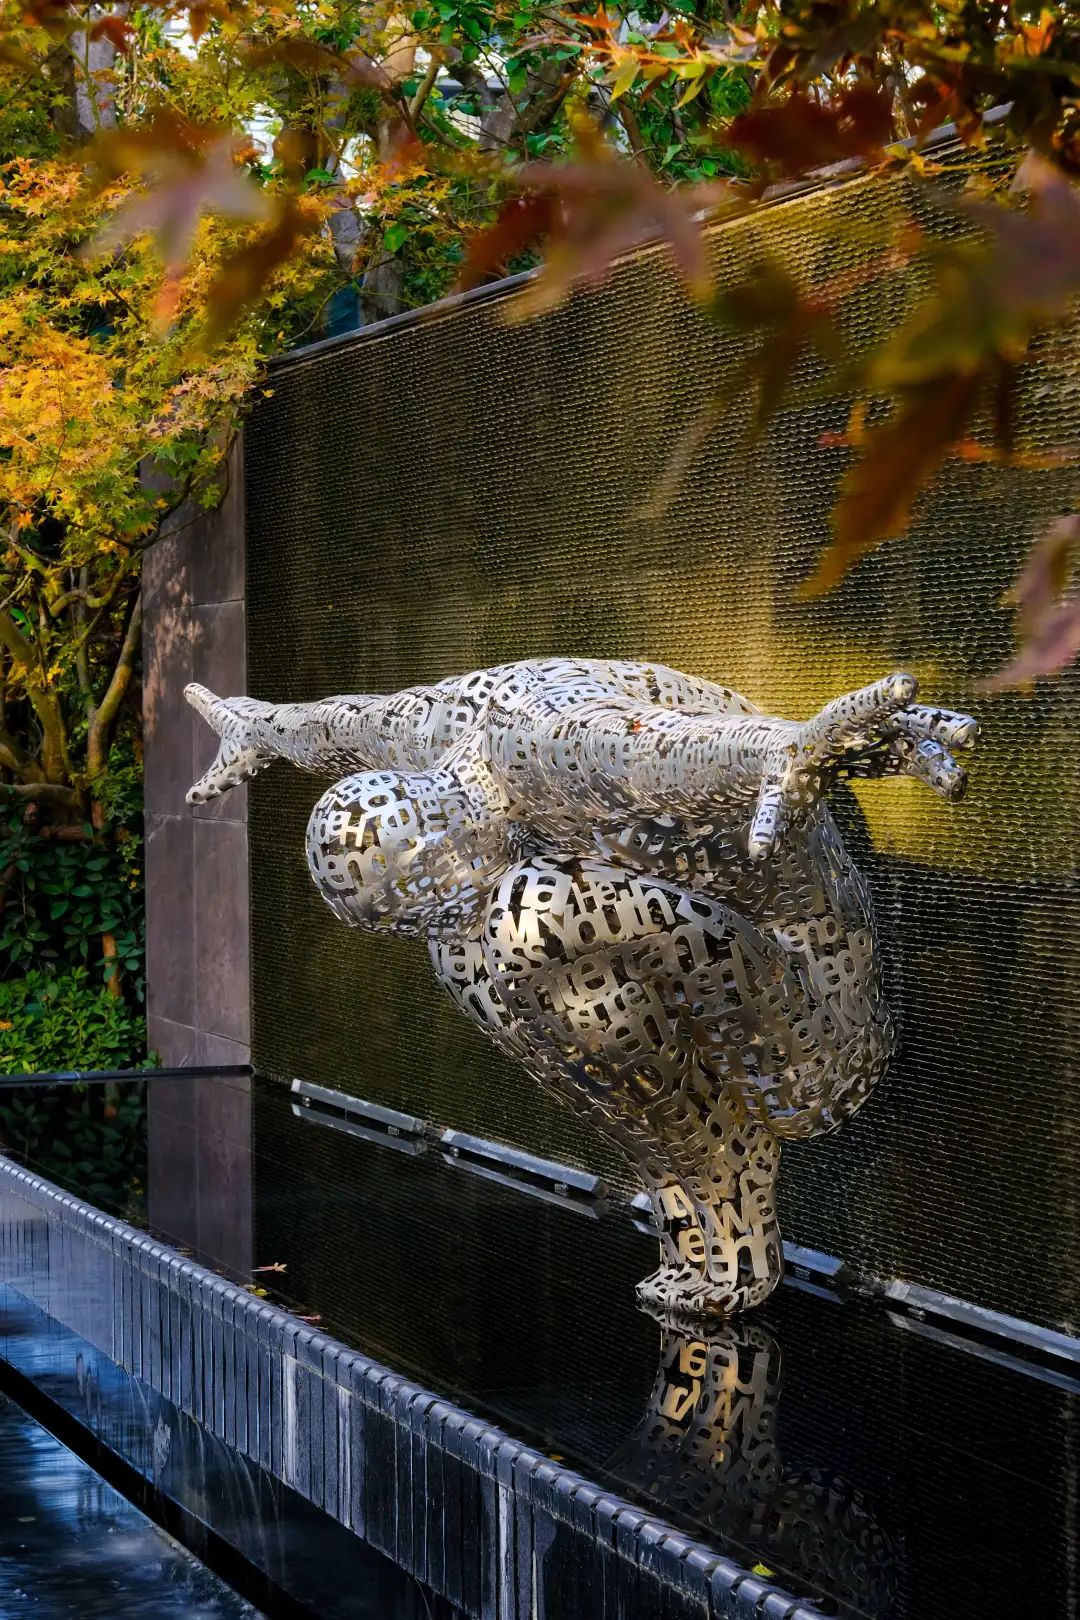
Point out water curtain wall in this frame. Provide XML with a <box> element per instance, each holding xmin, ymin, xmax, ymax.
<box><xmin>245</xmin><ymin>156</ymin><xmax>1080</xmax><ymax>1336</ymax></box>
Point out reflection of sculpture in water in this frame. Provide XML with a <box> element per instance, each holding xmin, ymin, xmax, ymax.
<box><xmin>605</xmin><ymin>1317</ymin><xmax>897</xmax><ymax>1619</ymax></box>
<box><xmin>186</xmin><ymin>658</ymin><xmax>977</xmax><ymax>1317</ymax></box>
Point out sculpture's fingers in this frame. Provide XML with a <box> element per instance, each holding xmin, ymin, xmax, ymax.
<box><xmin>184</xmin><ymin>683</ymin><xmax>234</xmax><ymax>738</ymax></box>
<box><xmin>890</xmin><ymin>704</ymin><xmax>979</xmax><ymax>751</ymax></box>
<box><xmin>801</xmin><ymin>672</ymin><xmax>918</xmax><ymax>757</ymax></box>
<box><xmin>748</xmin><ymin>779</ymin><xmax>790</xmax><ymax>862</ymax></box>
<box><xmin>894</xmin><ymin>737</ymin><xmax>968</xmax><ymax>801</ymax></box>
<box><xmin>187</xmin><ymin>741</ymin><xmax>271</xmax><ymax>805</ymax></box>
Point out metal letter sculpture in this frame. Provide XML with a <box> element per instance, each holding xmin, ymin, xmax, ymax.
<box><xmin>186</xmin><ymin>661</ymin><xmax>977</xmax><ymax>1320</ymax></box>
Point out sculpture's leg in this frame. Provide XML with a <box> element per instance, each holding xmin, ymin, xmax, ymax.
<box><xmin>432</xmin><ymin>938</ymin><xmax>700</xmax><ymax>1280</ymax></box>
<box><xmin>432</xmin><ymin>856</ymin><xmax>790</xmax><ymax>1317</ymax></box>
<box><xmin>634</xmin><ymin>1125</ymin><xmax>782</xmax><ymax>1320</ymax></box>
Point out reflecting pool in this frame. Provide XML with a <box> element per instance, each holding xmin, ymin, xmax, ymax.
<box><xmin>1</xmin><ymin>1071</ymin><xmax>1077</xmax><ymax>1620</ymax></box>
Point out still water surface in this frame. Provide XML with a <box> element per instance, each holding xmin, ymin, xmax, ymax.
<box><xmin>1</xmin><ymin>1072</ymin><xmax>1077</xmax><ymax>1620</ymax></box>
<box><xmin>0</xmin><ymin>1388</ymin><xmax>260</xmax><ymax>1619</ymax></box>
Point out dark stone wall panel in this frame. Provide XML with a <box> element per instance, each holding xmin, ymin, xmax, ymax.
<box><xmin>144</xmin><ymin>437</ymin><xmax>251</xmax><ymax>1067</ymax></box>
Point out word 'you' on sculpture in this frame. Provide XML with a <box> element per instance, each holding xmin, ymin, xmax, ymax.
<box><xmin>185</xmin><ymin>659</ymin><xmax>978</xmax><ymax>1321</ymax></box>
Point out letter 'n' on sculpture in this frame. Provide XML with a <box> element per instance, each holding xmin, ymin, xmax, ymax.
<box><xmin>186</xmin><ymin>659</ymin><xmax>978</xmax><ymax>1320</ymax></box>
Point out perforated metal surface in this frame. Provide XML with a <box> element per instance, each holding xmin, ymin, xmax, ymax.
<box><xmin>247</xmin><ymin>160</ymin><xmax>1080</xmax><ymax>1335</ymax></box>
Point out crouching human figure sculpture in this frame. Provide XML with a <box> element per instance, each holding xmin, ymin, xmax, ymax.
<box><xmin>186</xmin><ymin>660</ymin><xmax>977</xmax><ymax>1319</ymax></box>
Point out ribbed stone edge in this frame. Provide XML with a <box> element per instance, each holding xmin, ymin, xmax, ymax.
<box><xmin>0</xmin><ymin>1156</ymin><xmax>822</xmax><ymax>1620</ymax></box>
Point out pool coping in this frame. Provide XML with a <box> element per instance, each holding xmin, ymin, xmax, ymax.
<box><xmin>0</xmin><ymin>1153</ymin><xmax>821</xmax><ymax>1620</ymax></box>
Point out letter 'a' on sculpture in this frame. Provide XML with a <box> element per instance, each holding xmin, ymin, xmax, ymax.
<box><xmin>185</xmin><ymin>660</ymin><xmax>978</xmax><ymax>1321</ymax></box>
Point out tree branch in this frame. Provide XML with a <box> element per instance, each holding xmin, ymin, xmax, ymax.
<box><xmin>0</xmin><ymin>781</ymin><xmax>80</xmax><ymax>807</ymax></box>
<box><xmin>86</xmin><ymin>590</ymin><xmax>142</xmax><ymax>784</ymax></box>
<box><xmin>74</xmin><ymin>566</ymin><xmax>94</xmax><ymax>720</ymax></box>
<box><xmin>0</xmin><ymin>726</ymin><xmax>33</xmax><ymax>777</ymax></box>
<box><xmin>33</xmin><ymin>822</ymin><xmax>90</xmax><ymax>841</ymax></box>
<box><xmin>408</xmin><ymin>54</ymin><xmax>441</xmax><ymax>121</ymax></box>
<box><xmin>478</xmin><ymin>57</ymin><xmax>573</xmax><ymax>156</ymax></box>
<box><xmin>0</xmin><ymin>604</ymin><xmax>69</xmax><ymax>782</ymax></box>
<box><xmin>64</xmin><ymin>563</ymin><xmax>135</xmax><ymax>661</ymax></box>
<box><xmin>0</xmin><ymin>603</ymin><xmax>37</xmax><ymax>670</ymax></box>
<box><xmin>615</xmin><ymin>100</ymin><xmax>651</xmax><ymax>171</ymax></box>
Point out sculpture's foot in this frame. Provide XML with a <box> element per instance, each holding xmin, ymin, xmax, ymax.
<box><xmin>636</xmin><ymin>1262</ymin><xmax>780</xmax><ymax>1323</ymax></box>
<box><xmin>636</xmin><ymin>1264</ymin><xmax>741</xmax><ymax>1322</ymax></box>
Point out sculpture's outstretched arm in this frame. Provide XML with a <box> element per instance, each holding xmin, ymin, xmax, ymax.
<box><xmin>183</xmin><ymin>659</ymin><xmax>758</xmax><ymax>806</ymax></box>
<box><xmin>489</xmin><ymin>670</ymin><xmax>977</xmax><ymax>858</ymax></box>
<box><xmin>743</xmin><ymin>672</ymin><xmax>978</xmax><ymax>857</ymax></box>
<box><xmin>184</xmin><ymin>683</ymin><xmax>478</xmax><ymax>803</ymax></box>
<box><xmin>186</xmin><ymin>664</ymin><xmax>978</xmax><ymax>873</ymax></box>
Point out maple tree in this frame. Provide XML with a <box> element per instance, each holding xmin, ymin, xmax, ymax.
<box><xmin>0</xmin><ymin>0</ymin><xmax>745</xmax><ymax>872</ymax></box>
<box><xmin>0</xmin><ymin>14</ymin><xmax>340</xmax><ymax>1026</ymax></box>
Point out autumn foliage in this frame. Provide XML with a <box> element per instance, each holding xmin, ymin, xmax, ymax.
<box><xmin>0</xmin><ymin>4</ymin><xmax>1077</xmax><ymax>957</ymax></box>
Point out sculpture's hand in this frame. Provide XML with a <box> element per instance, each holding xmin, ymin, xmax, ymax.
<box><xmin>184</xmin><ymin>684</ymin><xmax>275</xmax><ymax>803</ymax></box>
<box><xmin>748</xmin><ymin>672</ymin><xmax>978</xmax><ymax>860</ymax></box>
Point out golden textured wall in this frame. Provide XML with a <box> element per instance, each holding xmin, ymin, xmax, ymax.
<box><xmin>246</xmin><ymin>159</ymin><xmax>1080</xmax><ymax>1332</ymax></box>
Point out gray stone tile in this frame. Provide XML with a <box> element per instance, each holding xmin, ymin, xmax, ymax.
<box><xmin>147</xmin><ymin>1095</ymin><xmax>198</xmax><ymax>1254</ymax></box>
<box><xmin>193</xmin><ymin>775</ymin><xmax>248</xmax><ymax>824</ymax></box>
<box><xmin>145</xmin><ymin>1016</ymin><xmax>197</xmax><ymax>1068</ymax></box>
<box><xmin>176</xmin><ymin>1265</ymin><xmax>195</xmax><ymax>1416</ymax></box>
<box><xmin>194</xmin><ymin>1077</ymin><xmax>253</xmax><ymax>1281</ymax></box>
<box><xmin>190</xmin><ymin>439</ymin><xmax>245</xmax><ymax>606</ymax></box>
<box><xmin>192</xmin><ymin>599</ymin><xmax>247</xmax><ymax>824</ymax></box>
<box><xmin>192</xmin><ymin>820</ymin><xmax>251</xmax><ymax>1044</ymax></box>
<box><xmin>145</xmin><ymin>816</ymin><xmax>195</xmax><ymax>1029</ymax></box>
<box><xmin>142</xmin><ymin>570</ymin><xmax>194</xmax><ymax>818</ymax></box>
<box><xmin>141</xmin><ymin>518</ymin><xmax>193</xmax><ymax>616</ymax></box>
<box><xmin>146</xmin><ymin>1073</ymin><xmax>199</xmax><ymax>1126</ymax></box>
<box><xmin>192</xmin><ymin>1032</ymin><xmax>251</xmax><ymax>1068</ymax></box>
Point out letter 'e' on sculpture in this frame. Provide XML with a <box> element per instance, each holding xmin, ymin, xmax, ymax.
<box><xmin>186</xmin><ymin>660</ymin><xmax>978</xmax><ymax>1320</ymax></box>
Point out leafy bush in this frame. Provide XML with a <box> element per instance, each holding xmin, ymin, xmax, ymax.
<box><xmin>0</xmin><ymin>970</ymin><xmax>149</xmax><ymax>1215</ymax></box>
<box><xmin>0</xmin><ymin>808</ymin><xmax>144</xmax><ymax>999</ymax></box>
<box><xmin>0</xmin><ymin>969</ymin><xmax>145</xmax><ymax>1074</ymax></box>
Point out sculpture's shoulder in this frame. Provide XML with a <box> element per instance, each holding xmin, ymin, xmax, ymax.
<box><xmin>432</xmin><ymin>658</ymin><xmax>761</xmax><ymax>716</ymax></box>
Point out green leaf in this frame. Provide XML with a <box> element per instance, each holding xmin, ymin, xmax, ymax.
<box><xmin>383</xmin><ymin>221</ymin><xmax>412</xmax><ymax>253</ymax></box>
<box><xmin>676</xmin><ymin>71</ymin><xmax>710</xmax><ymax>109</ymax></box>
<box><xmin>610</xmin><ymin>57</ymin><xmax>640</xmax><ymax>101</ymax></box>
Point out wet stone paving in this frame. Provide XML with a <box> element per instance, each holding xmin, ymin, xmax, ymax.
<box><xmin>0</xmin><ymin>1390</ymin><xmax>260</xmax><ymax>1620</ymax></box>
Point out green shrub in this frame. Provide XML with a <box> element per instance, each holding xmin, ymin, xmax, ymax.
<box><xmin>0</xmin><ymin>806</ymin><xmax>144</xmax><ymax>999</ymax></box>
<box><xmin>0</xmin><ymin>968</ymin><xmax>145</xmax><ymax>1074</ymax></box>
